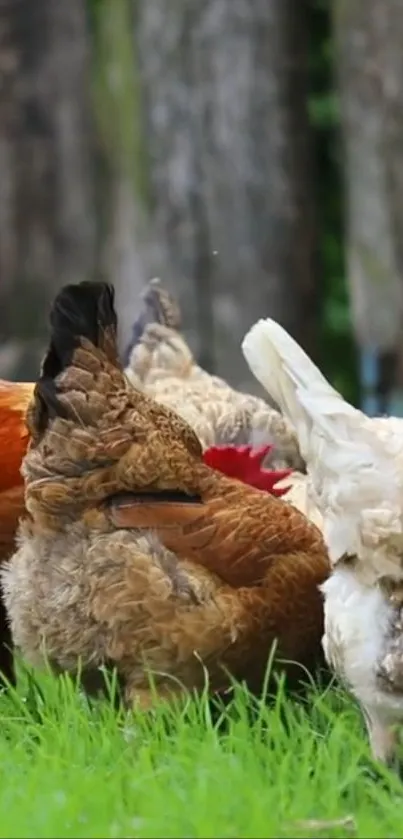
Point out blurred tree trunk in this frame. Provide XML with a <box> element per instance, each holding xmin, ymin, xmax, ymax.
<box><xmin>90</xmin><ymin>0</ymin><xmax>151</xmax><ymax>356</ymax></box>
<box><xmin>334</xmin><ymin>0</ymin><xmax>403</xmax><ymax>413</ymax></box>
<box><xmin>135</xmin><ymin>0</ymin><xmax>319</xmax><ymax>390</ymax></box>
<box><xmin>0</xmin><ymin>0</ymin><xmax>96</xmax><ymax>379</ymax></box>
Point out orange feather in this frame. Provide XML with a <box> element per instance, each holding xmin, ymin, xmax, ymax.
<box><xmin>0</xmin><ymin>380</ymin><xmax>33</xmax><ymax>555</ymax></box>
<box><xmin>0</xmin><ymin>379</ymin><xmax>33</xmax><ymax>684</ymax></box>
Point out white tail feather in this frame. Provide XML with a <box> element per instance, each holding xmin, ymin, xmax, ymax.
<box><xmin>242</xmin><ymin>318</ymin><xmax>402</xmax><ymax>567</ymax></box>
<box><xmin>242</xmin><ymin>318</ymin><xmax>360</xmax><ymax>460</ymax></box>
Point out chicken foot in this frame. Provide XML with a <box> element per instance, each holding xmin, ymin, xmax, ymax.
<box><xmin>364</xmin><ymin>706</ymin><xmax>398</xmax><ymax>768</ymax></box>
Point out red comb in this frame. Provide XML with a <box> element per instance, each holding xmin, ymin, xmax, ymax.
<box><xmin>202</xmin><ymin>444</ymin><xmax>292</xmax><ymax>496</ymax></box>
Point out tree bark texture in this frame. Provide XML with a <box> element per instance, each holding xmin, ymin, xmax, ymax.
<box><xmin>0</xmin><ymin>0</ymin><xmax>97</xmax><ymax>379</ymax></box>
<box><xmin>335</xmin><ymin>0</ymin><xmax>403</xmax><ymax>353</ymax></box>
<box><xmin>135</xmin><ymin>0</ymin><xmax>319</xmax><ymax>389</ymax></box>
<box><xmin>90</xmin><ymin>0</ymin><xmax>152</xmax><ymax>356</ymax></box>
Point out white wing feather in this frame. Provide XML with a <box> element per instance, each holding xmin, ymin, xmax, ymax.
<box><xmin>277</xmin><ymin>472</ymin><xmax>323</xmax><ymax>531</ymax></box>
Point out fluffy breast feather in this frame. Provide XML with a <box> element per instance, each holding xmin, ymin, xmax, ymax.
<box><xmin>321</xmin><ymin>567</ymin><xmax>403</xmax><ymax>718</ymax></box>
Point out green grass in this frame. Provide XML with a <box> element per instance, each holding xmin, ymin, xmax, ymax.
<box><xmin>0</xmin><ymin>666</ymin><xmax>402</xmax><ymax>839</ymax></box>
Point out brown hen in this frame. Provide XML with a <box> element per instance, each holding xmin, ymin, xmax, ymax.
<box><xmin>2</xmin><ymin>282</ymin><xmax>329</xmax><ymax>707</ymax></box>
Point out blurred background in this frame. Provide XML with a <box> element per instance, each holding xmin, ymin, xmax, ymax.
<box><xmin>1</xmin><ymin>0</ymin><xmax>403</xmax><ymax>414</ymax></box>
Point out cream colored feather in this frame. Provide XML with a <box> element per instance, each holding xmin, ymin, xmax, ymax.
<box><xmin>277</xmin><ymin>472</ymin><xmax>323</xmax><ymax>531</ymax></box>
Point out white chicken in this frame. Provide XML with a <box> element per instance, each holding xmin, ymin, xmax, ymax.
<box><xmin>242</xmin><ymin>317</ymin><xmax>403</xmax><ymax>768</ymax></box>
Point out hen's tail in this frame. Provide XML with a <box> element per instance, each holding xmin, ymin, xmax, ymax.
<box><xmin>124</xmin><ymin>279</ymin><xmax>194</xmax><ymax>383</ymax></box>
<box><xmin>30</xmin><ymin>281</ymin><xmax>119</xmax><ymax>441</ymax></box>
<box><xmin>0</xmin><ymin>381</ymin><xmax>33</xmax><ymax>494</ymax></box>
<box><xmin>242</xmin><ymin>319</ymin><xmax>400</xmax><ymax>562</ymax></box>
<box><xmin>124</xmin><ymin>277</ymin><xmax>181</xmax><ymax>361</ymax></box>
<box><xmin>242</xmin><ymin>318</ymin><xmax>363</xmax><ymax>461</ymax></box>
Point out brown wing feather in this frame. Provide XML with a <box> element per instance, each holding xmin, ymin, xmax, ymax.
<box><xmin>108</xmin><ymin>482</ymin><xmax>329</xmax><ymax>691</ymax></box>
<box><xmin>109</xmin><ymin>474</ymin><xmax>328</xmax><ymax>588</ymax></box>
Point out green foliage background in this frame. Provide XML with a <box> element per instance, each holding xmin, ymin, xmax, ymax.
<box><xmin>308</xmin><ymin>0</ymin><xmax>358</xmax><ymax>405</ymax></box>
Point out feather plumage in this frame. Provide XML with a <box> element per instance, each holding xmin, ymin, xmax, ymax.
<box><xmin>242</xmin><ymin>316</ymin><xmax>403</xmax><ymax>768</ymax></box>
<box><xmin>125</xmin><ymin>280</ymin><xmax>305</xmax><ymax>470</ymax></box>
<box><xmin>0</xmin><ymin>379</ymin><xmax>34</xmax><ymax>684</ymax></box>
<box><xmin>2</xmin><ymin>282</ymin><xmax>330</xmax><ymax>707</ymax></box>
<box><xmin>242</xmin><ymin>318</ymin><xmax>402</xmax><ymax>568</ymax></box>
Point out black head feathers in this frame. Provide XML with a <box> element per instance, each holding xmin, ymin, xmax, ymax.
<box><xmin>123</xmin><ymin>278</ymin><xmax>181</xmax><ymax>365</ymax></box>
<box><xmin>29</xmin><ymin>281</ymin><xmax>118</xmax><ymax>440</ymax></box>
